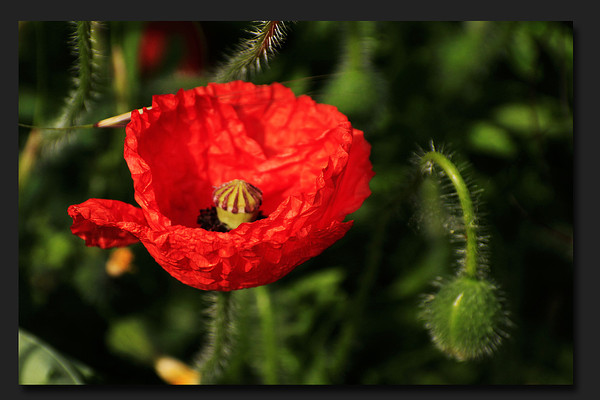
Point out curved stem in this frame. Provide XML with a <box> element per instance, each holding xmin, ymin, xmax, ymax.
<box><xmin>420</xmin><ymin>151</ymin><xmax>478</xmax><ymax>277</ymax></box>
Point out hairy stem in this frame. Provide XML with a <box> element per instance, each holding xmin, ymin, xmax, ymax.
<box><xmin>37</xmin><ymin>21</ymin><xmax>104</xmax><ymax>157</ymax></box>
<box><xmin>195</xmin><ymin>291</ymin><xmax>237</xmax><ymax>384</ymax></box>
<box><xmin>56</xmin><ymin>21</ymin><xmax>95</xmax><ymax>128</ymax></box>
<box><xmin>420</xmin><ymin>151</ymin><xmax>478</xmax><ymax>277</ymax></box>
<box><xmin>213</xmin><ymin>21</ymin><xmax>289</xmax><ymax>83</ymax></box>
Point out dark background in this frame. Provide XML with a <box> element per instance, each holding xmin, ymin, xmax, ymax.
<box><xmin>18</xmin><ymin>21</ymin><xmax>573</xmax><ymax>385</ymax></box>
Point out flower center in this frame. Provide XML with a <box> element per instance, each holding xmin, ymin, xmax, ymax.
<box><xmin>197</xmin><ymin>179</ymin><xmax>264</xmax><ymax>231</ymax></box>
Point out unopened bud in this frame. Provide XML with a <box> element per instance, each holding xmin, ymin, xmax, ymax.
<box><xmin>421</xmin><ymin>275</ymin><xmax>509</xmax><ymax>361</ymax></box>
<box><xmin>213</xmin><ymin>179</ymin><xmax>263</xmax><ymax>230</ymax></box>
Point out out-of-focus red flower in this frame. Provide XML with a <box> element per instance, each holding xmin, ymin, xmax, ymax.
<box><xmin>68</xmin><ymin>81</ymin><xmax>374</xmax><ymax>291</ymax></box>
<box><xmin>138</xmin><ymin>21</ymin><xmax>205</xmax><ymax>77</ymax></box>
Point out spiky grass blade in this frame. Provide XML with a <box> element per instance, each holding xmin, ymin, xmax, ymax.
<box><xmin>213</xmin><ymin>21</ymin><xmax>290</xmax><ymax>83</ymax></box>
<box><xmin>44</xmin><ymin>21</ymin><xmax>104</xmax><ymax>154</ymax></box>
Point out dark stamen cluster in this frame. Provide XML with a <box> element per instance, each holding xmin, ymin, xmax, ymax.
<box><xmin>197</xmin><ymin>207</ymin><xmax>229</xmax><ymax>232</ymax></box>
<box><xmin>197</xmin><ymin>207</ymin><xmax>266</xmax><ymax>232</ymax></box>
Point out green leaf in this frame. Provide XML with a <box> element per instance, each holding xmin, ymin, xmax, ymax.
<box><xmin>509</xmin><ymin>26</ymin><xmax>538</xmax><ymax>80</ymax></box>
<box><xmin>493</xmin><ymin>101</ymin><xmax>570</xmax><ymax>138</ymax></box>
<box><xmin>106</xmin><ymin>317</ymin><xmax>156</xmax><ymax>365</ymax></box>
<box><xmin>19</xmin><ymin>329</ymin><xmax>93</xmax><ymax>384</ymax></box>
<box><xmin>468</xmin><ymin>121</ymin><xmax>517</xmax><ymax>158</ymax></box>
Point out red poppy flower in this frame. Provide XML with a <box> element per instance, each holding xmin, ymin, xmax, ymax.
<box><xmin>138</xmin><ymin>21</ymin><xmax>205</xmax><ymax>77</ymax></box>
<box><xmin>68</xmin><ymin>81</ymin><xmax>374</xmax><ymax>291</ymax></box>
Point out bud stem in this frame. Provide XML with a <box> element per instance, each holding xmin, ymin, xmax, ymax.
<box><xmin>420</xmin><ymin>151</ymin><xmax>478</xmax><ymax>278</ymax></box>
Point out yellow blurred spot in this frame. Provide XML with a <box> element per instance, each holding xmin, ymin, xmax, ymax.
<box><xmin>154</xmin><ymin>356</ymin><xmax>200</xmax><ymax>385</ymax></box>
<box><xmin>105</xmin><ymin>248</ymin><xmax>135</xmax><ymax>277</ymax></box>
<box><xmin>453</xmin><ymin>292</ymin><xmax>464</xmax><ymax>307</ymax></box>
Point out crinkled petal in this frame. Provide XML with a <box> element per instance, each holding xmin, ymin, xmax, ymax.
<box><xmin>135</xmin><ymin>209</ymin><xmax>352</xmax><ymax>291</ymax></box>
<box><xmin>323</xmin><ymin>128</ymin><xmax>375</xmax><ymax>221</ymax></box>
<box><xmin>68</xmin><ymin>199</ymin><xmax>148</xmax><ymax>249</ymax></box>
<box><xmin>125</xmin><ymin>82</ymin><xmax>357</xmax><ymax>226</ymax></box>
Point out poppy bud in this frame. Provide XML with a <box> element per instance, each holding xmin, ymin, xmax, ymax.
<box><xmin>212</xmin><ymin>179</ymin><xmax>263</xmax><ymax>230</ymax></box>
<box><xmin>421</xmin><ymin>275</ymin><xmax>509</xmax><ymax>361</ymax></box>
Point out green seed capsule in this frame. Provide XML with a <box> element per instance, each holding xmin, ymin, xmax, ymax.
<box><xmin>212</xmin><ymin>179</ymin><xmax>263</xmax><ymax>230</ymax></box>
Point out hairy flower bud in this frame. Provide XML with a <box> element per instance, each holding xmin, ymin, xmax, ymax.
<box><xmin>213</xmin><ymin>179</ymin><xmax>263</xmax><ymax>230</ymax></box>
<box><xmin>421</xmin><ymin>275</ymin><xmax>509</xmax><ymax>361</ymax></box>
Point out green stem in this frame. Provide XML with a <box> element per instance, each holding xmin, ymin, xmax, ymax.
<box><xmin>344</xmin><ymin>21</ymin><xmax>375</xmax><ymax>70</ymax></box>
<box><xmin>196</xmin><ymin>291</ymin><xmax>237</xmax><ymax>384</ymax></box>
<box><xmin>330</xmin><ymin>208</ymin><xmax>390</xmax><ymax>380</ymax></box>
<box><xmin>19</xmin><ymin>22</ymin><xmax>47</xmax><ymax>193</ymax></box>
<box><xmin>213</xmin><ymin>21</ymin><xmax>288</xmax><ymax>83</ymax></box>
<box><xmin>420</xmin><ymin>151</ymin><xmax>478</xmax><ymax>277</ymax></box>
<box><xmin>56</xmin><ymin>21</ymin><xmax>94</xmax><ymax>128</ymax></box>
<box><xmin>254</xmin><ymin>285</ymin><xmax>278</xmax><ymax>384</ymax></box>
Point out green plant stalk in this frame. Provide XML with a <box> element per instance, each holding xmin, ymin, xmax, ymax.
<box><xmin>57</xmin><ymin>21</ymin><xmax>94</xmax><ymax>128</ymax></box>
<box><xmin>196</xmin><ymin>291</ymin><xmax>236</xmax><ymax>384</ymax></box>
<box><xmin>330</xmin><ymin>208</ymin><xmax>390</xmax><ymax>379</ymax></box>
<box><xmin>345</xmin><ymin>22</ymin><xmax>363</xmax><ymax>70</ymax></box>
<box><xmin>19</xmin><ymin>22</ymin><xmax>47</xmax><ymax>192</ymax></box>
<box><xmin>420</xmin><ymin>151</ymin><xmax>478</xmax><ymax>277</ymax></box>
<box><xmin>344</xmin><ymin>21</ymin><xmax>375</xmax><ymax>70</ymax></box>
<box><xmin>213</xmin><ymin>21</ymin><xmax>288</xmax><ymax>83</ymax></box>
<box><xmin>120</xmin><ymin>21</ymin><xmax>143</xmax><ymax>109</ymax></box>
<box><xmin>254</xmin><ymin>285</ymin><xmax>278</xmax><ymax>384</ymax></box>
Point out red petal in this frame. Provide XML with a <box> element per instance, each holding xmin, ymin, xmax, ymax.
<box><xmin>134</xmin><ymin>212</ymin><xmax>352</xmax><ymax>291</ymax></box>
<box><xmin>324</xmin><ymin>128</ymin><xmax>375</xmax><ymax>221</ymax></box>
<box><xmin>68</xmin><ymin>199</ymin><xmax>147</xmax><ymax>249</ymax></box>
<box><xmin>126</xmin><ymin>82</ymin><xmax>360</xmax><ymax>225</ymax></box>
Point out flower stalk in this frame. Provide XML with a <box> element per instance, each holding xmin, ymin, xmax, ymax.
<box><xmin>213</xmin><ymin>21</ymin><xmax>289</xmax><ymax>82</ymax></box>
<box><xmin>195</xmin><ymin>291</ymin><xmax>237</xmax><ymax>384</ymax></box>
<box><xmin>420</xmin><ymin>150</ymin><xmax>478</xmax><ymax>277</ymax></box>
<box><xmin>55</xmin><ymin>21</ymin><xmax>102</xmax><ymax>129</ymax></box>
<box><xmin>330</xmin><ymin>206</ymin><xmax>389</xmax><ymax>380</ymax></box>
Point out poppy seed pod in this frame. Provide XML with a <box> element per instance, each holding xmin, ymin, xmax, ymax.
<box><xmin>212</xmin><ymin>179</ymin><xmax>263</xmax><ymax>230</ymax></box>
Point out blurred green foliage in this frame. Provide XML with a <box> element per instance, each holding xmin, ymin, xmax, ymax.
<box><xmin>18</xmin><ymin>21</ymin><xmax>572</xmax><ymax>384</ymax></box>
<box><xmin>19</xmin><ymin>329</ymin><xmax>94</xmax><ymax>384</ymax></box>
